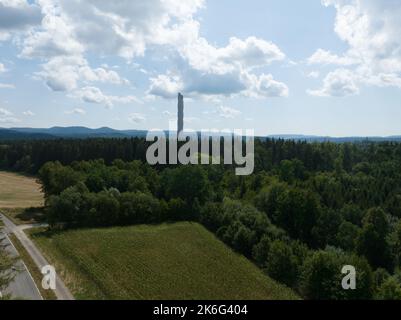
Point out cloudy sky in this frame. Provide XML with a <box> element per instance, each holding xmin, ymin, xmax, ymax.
<box><xmin>1</xmin><ymin>0</ymin><xmax>401</xmax><ymax>136</ymax></box>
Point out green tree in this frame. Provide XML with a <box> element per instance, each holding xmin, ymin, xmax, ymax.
<box><xmin>161</xmin><ymin>166</ymin><xmax>210</xmax><ymax>204</ymax></box>
<box><xmin>356</xmin><ymin>208</ymin><xmax>392</xmax><ymax>270</ymax></box>
<box><xmin>312</xmin><ymin>208</ymin><xmax>343</xmax><ymax>248</ymax></box>
<box><xmin>39</xmin><ymin>161</ymin><xmax>82</xmax><ymax>197</ymax></box>
<box><xmin>335</xmin><ymin>221</ymin><xmax>359</xmax><ymax>251</ymax></box>
<box><xmin>265</xmin><ymin>240</ymin><xmax>299</xmax><ymax>287</ymax></box>
<box><xmin>300</xmin><ymin>249</ymin><xmax>373</xmax><ymax>300</ymax></box>
<box><xmin>376</xmin><ymin>277</ymin><xmax>401</xmax><ymax>300</ymax></box>
<box><xmin>275</xmin><ymin>187</ymin><xmax>321</xmax><ymax>246</ymax></box>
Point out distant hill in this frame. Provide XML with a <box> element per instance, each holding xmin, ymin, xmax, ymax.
<box><xmin>0</xmin><ymin>128</ymin><xmax>55</xmax><ymax>140</ymax></box>
<box><xmin>0</xmin><ymin>127</ymin><xmax>148</xmax><ymax>140</ymax></box>
<box><xmin>1</xmin><ymin>126</ymin><xmax>401</xmax><ymax>142</ymax></box>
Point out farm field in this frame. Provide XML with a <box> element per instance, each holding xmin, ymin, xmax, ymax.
<box><xmin>0</xmin><ymin>171</ymin><xmax>44</xmax><ymax>209</ymax></box>
<box><xmin>28</xmin><ymin>222</ymin><xmax>300</xmax><ymax>300</ymax></box>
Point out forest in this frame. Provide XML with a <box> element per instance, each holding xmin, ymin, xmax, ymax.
<box><xmin>1</xmin><ymin>137</ymin><xmax>401</xmax><ymax>299</ymax></box>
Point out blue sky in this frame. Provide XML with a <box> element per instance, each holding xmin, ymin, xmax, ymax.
<box><xmin>1</xmin><ymin>0</ymin><xmax>401</xmax><ymax>136</ymax></box>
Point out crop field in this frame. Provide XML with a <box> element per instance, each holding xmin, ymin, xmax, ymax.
<box><xmin>28</xmin><ymin>222</ymin><xmax>299</xmax><ymax>300</ymax></box>
<box><xmin>0</xmin><ymin>171</ymin><xmax>44</xmax><ymax>208</ymax></box>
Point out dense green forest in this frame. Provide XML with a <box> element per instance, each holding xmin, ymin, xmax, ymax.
<box><xmin>1</xmin><ymin>138</ymin><xmax>401</xmax><ymax>299</ymax></box>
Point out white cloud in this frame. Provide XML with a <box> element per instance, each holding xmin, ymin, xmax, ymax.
<box><xmin>0</xmin><ymin>0</ymin><xmax>42</xmax><ymax>40</ymax></box>
<box><xmin>0</xmin><ymin>63</ymin><xmax>6</xmax><ymax>73</ymax></box>
<box><xmin>19</xmin><ymin>0</ymin><xmax>204</xmax><ymax>61</ymax></box>
<box><xmin>148</xmin><ymin>58</ymin><xmax>288</xmax><ymax>100</ymax></box>
<box><xmin>148</xmin><ymin>74</ymin><xmax>183</xmax><ymax>99</ymax></box>
<box><xmin>80</xmin><ymin>67</ymin><xmax>130</xmax><ymax>85</ymax></box>
<box><xmin>308</xmin><ymin>49</ymin><xmax>355</xmax><ymax>66</ymax></box>
<box><xmin>36</xmin><ymin>56</ymin><xmax>129</xmax><ymax>92</ymax></box>
<box><xmin>307</xmin><ymin>68</ymin><xmax>359</xmax><ymax>97</ymax></box>
<box><xmin>4</xmin><ymin>0</ymin><xmax>288</xmax><ymax>102</ymax></box>
<box><xmin>310</xmin><ymin>0</ymin><xmax>401</xmax><ymax>96</ymax></box>
<box><xmin>0</xmin><ymin>107</ymin><xmax>20</xmax><ymax>123</ymax></box>
<box><xmin>150</xmin><ymin>35</ymin><xmax>288</xmax><ymax>99</ymax></box>
<box><xmin>64</xmin><ymin>108</ymin><xmax>86</xmax><ymax>115</ymax></box>
<box><xmin>23</xmin><ymin>110</ymin><xmax>34</xmax><ymax>116</ymax></box>
<box><xmin>0</xmin><ymin>107</ymin><xmax>12</xmax><ymax>116</ymax></box>
<box><xmin>245</xmin><ymin>73</ymin><xmax>289</xmax><ymax>98</ymax></box>
<box><xmin>0</xmin><ymin>83</ymin><xmax>15</xmax><ymax>89</ymax></box>
<box><xmin>307</xmin><ymin>71</ymin><xmax>320</xmax><ymax>79</ymax></box>
<box><xmin>180</xmin><ymin>36</ymin><xmax>285</xmax><ymax>74</ymax></box>
<box><xmin>218</xmin><ymin>106</ymin><xmax>241</xmax><ymax>119</ymax></box>
<box><xmin>74</xmin><ymin>86</ymin><xmax>141</xmax><ymax>108</ymax></box>
<box><xmin>128</xmin><ymin>113</ymin><xmax>145</xmax><ymax>123</ymax></box>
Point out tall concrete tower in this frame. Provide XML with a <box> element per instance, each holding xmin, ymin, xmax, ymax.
<box><xmin>177</xmin><ymin>93</ymin><xmax>184</xmax><ymax>135</ymax></box>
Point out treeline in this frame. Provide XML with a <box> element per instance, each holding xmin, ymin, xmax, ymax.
<box><xmin>35</xmin><ymin>139</ymin><xmax>401</xmax><ymax>299</ymax></box>
<box><xmin>3</xmin><ymin>137</ymin><xmax>401</xmax><ymax>174</ymax></box>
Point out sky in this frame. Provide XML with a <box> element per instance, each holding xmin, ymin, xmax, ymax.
<box><xmin>1</xmin><ymin>0</ymin><xmax>401</xmax><ymax>137</ymax></box>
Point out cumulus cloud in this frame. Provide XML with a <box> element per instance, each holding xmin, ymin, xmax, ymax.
<box><xmin>0</xmin><ymin>83</ymin><xmax>15</xmax><ymax>89</ymax></box>
<box><xmin>0</xmin><ymin>107</ymin><xmax>12</xmax><ymax>116</ymax></box>
<box><xmin>148</xmin><ymin>74</ymin><xmax>183</xmax><ymax>99</ymax></box>
<box><xmin>218</xmin><ymin>106</ymin><xmax>241</xmax><ymax>119</ymax></box>
<box><xmin>245</xmin><ymin>73</ymin><xmax>289</xmax><ymax>98</ymax></box>
<box><xmin>64</xmin><ymin>108</ymin><xmax>86</xmax><ymax>115</ymax></box>
<box><xmin>307</xmin><ymin>68</ymin><xmax>359</xmax><ymax>97</ymax></box>
<box><xmin>0</xmin><ymin>0</ymin><xmax>42</xmax><ymax>39</ymax></box>
<box><xmin>128</xmin><ymin>113</ymin><xmax>146</xmax><ymax>123</ymax></box>
<box><xmin>8</xmin><ymin>0</ymin><xmax>211</xmax><ymax>98</ymax></box>
<box><xmin>0</xmin><ymin>107</ymin><xmax>20</xmax><ymax>123</ymax></box>
<box><xmin>180</xmin><ymin>36</ymin><xmax>285</xmax><ymax>74</ymax></box>
<box><xmin>309</xmin><ymin>0</ymin><xmax>401</xmax><ymax>96</ymax></box>
<box><xmin>23</xmin><ymin>110</ymin><xmax>35</xmax><ymax>116</ymax></box>
<box><xmin>0</xmin><ymin>63</ymin><xmax>6</xmax><ymax>73</ymax></box>
<box><xmin>36</xmin><ymin>56</ymin><xmax>129</xmax><ymax>92</ymax></box>
<box><xmin>307</xmin><ymin>71</ymin><xmax>320</xmax><ymax>79</ymax></box>
<box><xmin>149</xmin><ymin>35</ymin><xmax>288</xmax><ymax>99</ymax></box>
<box><xmin>147</xmin><ymin>35</ymin><xmax>288</xmax><ymax>99</ymax></box>
<box><xmin>308</xmin><ymin>49</ymin><xmax>355</xmax><ymax>66</ymax></box>
<box><xmin>4</xmin><ymin>0</ymin><xmax>288</xmax><ymax>102</ymax></box>
<box><xmin>19</xmin><ymin>0</ymin><xmax>204</xmax><ymax>61</ymax></box>
<box><xmin>74</xmin><ymin>86</ymin><xmax>141</xmax><ymax>108</ymax></box>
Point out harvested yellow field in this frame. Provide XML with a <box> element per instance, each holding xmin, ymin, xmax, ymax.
<box><xmin>0</xmin><ymin>171</ymin><xmax>44</xmax><ymax>208</ymax></box>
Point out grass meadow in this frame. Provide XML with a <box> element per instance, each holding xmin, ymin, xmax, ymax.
<box><xmin>28</xmin><ymin>222</ymin><xmax>299</xmax><ymax>300</ymax></box>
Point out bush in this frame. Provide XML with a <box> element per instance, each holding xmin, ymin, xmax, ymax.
<box><xmin>376</xmin><ymin>277</ymin><xmax>401</xmax><ymax>300</ymax></box>
<box><xmin>265</xmin><ymin>240</ymin><xmax>299</xmax><ymax>287</ymax></box>
<box><xmin>119</xmin><ymin>192</ymin><xmax>163</xmax><ymax>225</ymax></box>
<box><xmin>300</xmin><ymin>249</ymin><xmax>373</xmax><ymax>300</ymax></box>
<box><xmin>252</xmin><ymin>235</ymin><xmax>271</xmax><ymax>266</ymax></box>
<box><xmin>199</xmin><ymin>202</ymin><xmax>224</xmax><ymax>232</ymax></box>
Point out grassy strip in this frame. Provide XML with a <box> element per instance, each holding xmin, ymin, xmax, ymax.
<box><xmin>8</xmin><ymin>233</ymin><xmax>57</xmax><ymax>300</ymax></box>
<box><xmin>0</xmin><ymin>207</ymin><xmax>45</xmax><ymax>226</ymax></box>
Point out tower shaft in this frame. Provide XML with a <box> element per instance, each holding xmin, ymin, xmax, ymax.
<box><xmin>177</xmin><ymin>93</ymin><xmax>184</xmax><ymax>135</ymax></box>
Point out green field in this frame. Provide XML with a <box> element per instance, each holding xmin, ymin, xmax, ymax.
<box><xmin>0</xmin><ymin>171</ymin><xmax>44</xmax><ymax>209</ymax></box>
<box><xmin>28</xmin><ymin>222</ymin><xmax>299</xmax><ymax>300</ymax></box>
